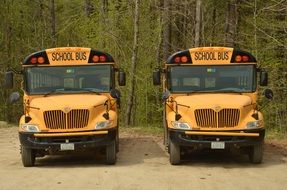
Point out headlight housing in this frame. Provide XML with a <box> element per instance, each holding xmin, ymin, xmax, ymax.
<box><xmin>21</xmin><ymin>124</ymin><xmax>40</xmax><ymax>132</ymax></box>
<box><xmin>171</xmin><ymin>121</ymin><xmax>191</xmax><ymax>129</ymax></box>
<box><xmin>95</xmin><ymin>121</ymin><xmax>113</xmax><ymax>129</ymax></box>
<box><xmin>246</xmin><ymin>120</ymin><xmax>263</xmax><ymax>129</ymax></box>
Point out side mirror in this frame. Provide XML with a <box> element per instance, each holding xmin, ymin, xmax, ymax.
<box><xmin>263</xmin><ymin>89</ymin><xmax>273</xmax><ymax>100</ymax></box>
<box><xmin>260</xmin><ymin>71</ymin><xmax>268</xmax><ymax>86</ymax></box>
<box><xmin>153</xmin><ymin>70</ymin><xmax>161</xmax><ymax>85</ymax></box>
<box><xmin>162</xmin><ymin>90</ymin><xmax>171</xmax><ymax>102</ymax></box>
<box><xmin>118</xmin><ymin>70</ymin><xmax>126</xmax><ymax>86</ymax></box>
<box><xmin>5</xmin><ymin>71</ymin><xmax>14</xmax><ymax>89</ymax></box>
<box><xmin>9</xmin><ymin>92</ymin><xmax>20</xmax><ymax>104</ymax></box>
<box><xmin>110</xmin><ymin>89</ymin><xmax>121</xmax><ymax>99</ymax></box>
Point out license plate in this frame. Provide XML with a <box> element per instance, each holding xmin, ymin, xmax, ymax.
<box><xmin>60</xmin><ymin>143</ymin><xmax>75</xmax><ymax>151</ymax></box>
<box><xmin>211</xmin><ymin>142</ymin><xmax>225</xmax><ymax>149</ymax></box>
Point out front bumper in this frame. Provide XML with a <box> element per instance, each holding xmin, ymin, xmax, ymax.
<box><xmin>19</xmin><ymin>129</ymin><xmax>117</xmax><ymax>151</ymax></box>
<box><xmin>169</xmin><ymin>129</ymin><xmax>265</xmax><ymax>148</ymax></box>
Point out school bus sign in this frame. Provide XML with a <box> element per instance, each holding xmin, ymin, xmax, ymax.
<box><xmin>189</xmin><ymin>47</ymin><xmax>233</xmax><ymax>64</ymax></box>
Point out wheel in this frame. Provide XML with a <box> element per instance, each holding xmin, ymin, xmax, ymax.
<box><xmin>169</xmin><ymin>138</ymin><xmax>181</xmax><ymax>165</ymax></box>
<box><xmin>21</xmin><ymin>146</ymin><xmax>35</xmax><ymax>167</ymax></box>
<box><xmin>249</xmin><ymin>141</ymin><xmax>263</xmax><ymax>164</ymax></box>
<box><xmin>106</xmin><ymin>140</ymin><xmax>116</xmax><ymax>165</ymax></box>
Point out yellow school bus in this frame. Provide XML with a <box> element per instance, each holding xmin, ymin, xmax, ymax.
<box><xmin>153</xmin><ymin>47</ymin><xmax>273</xmax><ymax>164</ymax></box>
<box><xmin>5</xmin><ymin>47</ymin><xmax>126</xmax><ymax>166</ymax></box>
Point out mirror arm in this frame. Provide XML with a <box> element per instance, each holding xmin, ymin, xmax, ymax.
<box><xmin>8</xmin><ymin>67</ymin><xmax>22</xmax><ymax>75</ymax></box>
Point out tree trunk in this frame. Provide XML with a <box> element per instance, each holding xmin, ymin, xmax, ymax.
<box><xmin>162</xmin><ymin>0</ymin><xmax>171</xmax><ymax>60</ymax></box>
<box><xmin>195</xmin><ymin>0</ymin><xmax>202</xmax><ymax>47</ymax></box>
<box><xmin>50</xmin><ymin>0</ymin><xmax>56</xmax><ymax>46</ymax></box>
<box><xmin>125</xmin><ymin>0</ymin><xmax>140</xmax><ymax>126</ymax></box>
<box><xmin>85</xmin><ymin>0</ymin><xmax>94</xmax><ymax>17</ymax></box>
<box><xmin>225</xmin><ymin>0</ymin><xmax>238</xmax><ymax>47</ymax></box>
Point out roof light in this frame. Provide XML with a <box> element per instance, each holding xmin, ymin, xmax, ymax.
<box><xmin>37</xmin><ymin>57</ymin><xmax>45</xmax><ymax>64</ymax></box>
<box><xmin>99</xmin><ymin>55</ymin><xmax>106</xmax><ymax>62</ymax></box>
<box><xmin>174</xmin><ymin>57</ymin><xmax>180</xmax><ymax>63</ymax></box>
<box><xmin>181</xmin><ymin>56</ymin><xmax>188</xmax><ymax>63</ymax></box>
<box><xmin>242</xmin><ymin>55</ymin><xmax>249</xmax><ymax>62</ymax></box>
<box><xmin>30</xmin><ymin>57</ymin><xmax>37</xmax><ymax>64</ymax></box>
<box><xmin>235</xmin><ymin>55</ymin><xmax>242</xmax><ymax>62</ymax></box>
<box><xmin>92</xmin><ymin>55</ymin><xmax>99</xmax><ymax>62</ymax></box>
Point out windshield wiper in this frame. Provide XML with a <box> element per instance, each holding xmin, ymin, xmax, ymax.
<box><xmin>44</xmin><ymin>88</ymin><xmax>65</xmax><ymax>97</ymax></box>
<box><xmin>44</xmin><ymin>88</ymin><xmax>101</xmax><ymax>97</ymax></box>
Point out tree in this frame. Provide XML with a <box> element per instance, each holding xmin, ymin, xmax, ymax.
<box><xmin>125</xmin><ymin>0</ymin><xmax>140</xmax><ymax>126</ymax></box>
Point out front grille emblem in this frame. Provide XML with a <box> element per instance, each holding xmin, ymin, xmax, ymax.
<box><xmin>63</xmin><ymin>106</ymin><xmax>71</xmax><ymax>113</ymax></box>
<box><xmin>213</xmin><ymin>105</ymin><xmax>221</xmax><ymax>112</ymax></box>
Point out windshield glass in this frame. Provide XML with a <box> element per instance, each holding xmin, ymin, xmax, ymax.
<box><xmin>25</xmin><ymin>65</ymin><xmax>112</xmax><ymax>95</ymax></box>
<box><xmin>168</xmin><ymin>65</ymin><xmax>256</xmax><ymax>93</ymax></box>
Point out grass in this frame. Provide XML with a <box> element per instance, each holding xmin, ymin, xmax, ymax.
<box><xmin>266</xmin><ymin>128</ymin><xmax>287</xmax><ymax>140</ymax></box>
<box><xmin>0</xmin><ymin>121</ymin><xmax>17</xmax><ymax>128</ymax></box>
<box><xmin>120</xmin><ymin>125</ymin><xmax>164</xmax><ymax>136</ymax></box>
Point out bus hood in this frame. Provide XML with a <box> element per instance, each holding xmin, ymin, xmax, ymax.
<box><xmin>175</xmin><ymin>94</ymin><xmax>252</xmax><ymax>109</ymax></box>
<box><xmin>29</xmin><ymin>94</ymin><xmax>108</xmax><ymax>111</ymax></box>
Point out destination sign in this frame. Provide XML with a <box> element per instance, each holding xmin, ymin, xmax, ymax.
<box><xmin>46</xmin><ymin>47</ymin><xmax>91</xmax><ymax>65</ymax></box>
<box><xmin>189</xmin><ymin>47</ymin><xmax>233</xmax><ymax>64</ymax></box>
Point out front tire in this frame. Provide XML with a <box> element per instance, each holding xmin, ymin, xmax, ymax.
<box><xmin>249</xmin><ymin>141</ymin><xmax>263</xmax><ymax>164</ymax></box>
<box><xmin>21</xmin><ymin>146</ymin><xmax>35</xmax><ymax>167</ymax></box>
<box><xmin>106</xmin><ymin>140</ymin><xmax>116</xmax><ymax>165</ymax></box>
<box><xmin>169</xmin><ymin>138</ymin><xmax>181</xmax><ymax>165</ymax></box>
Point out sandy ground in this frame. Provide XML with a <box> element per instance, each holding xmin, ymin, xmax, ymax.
<box><xmin>0</xmin><ymin>126</ymin><xmax>287</xmax><ymax>190</ymax></box>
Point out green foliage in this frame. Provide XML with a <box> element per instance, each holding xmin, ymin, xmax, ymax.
<box><xmin>0</xmin><ymin>0</ymin><xmax>286</xmax><ymax>135</ymax></box>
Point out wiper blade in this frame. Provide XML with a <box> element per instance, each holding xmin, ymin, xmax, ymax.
<box><xmin>64</xmin><ymin>87</ymin><xmax>101</xmax><ymax>95</ymax></box>
<box><xmin>44</xmin><ymin>88</ymin><xmax>65</xmax><ymax>97</ymax></box>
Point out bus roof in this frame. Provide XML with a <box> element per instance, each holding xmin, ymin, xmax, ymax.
<box><xmin>22</xmin><ymin>47</ymin><xmax>115</xmax><ymax>66</ymax></box>
<box><xmin>166</xmin><ymin>47</ymin><xmax>257</xmax><ymax>65</ymax></box>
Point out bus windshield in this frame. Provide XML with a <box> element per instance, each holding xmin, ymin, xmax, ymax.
<box><xmin>25</xmin><ymin>65</ymin><xmax>112</xmax><ymax>95</ymax></box>
<box><xmin>168</xmin><ymin>65</ymin><xmax>256</xmax><ymax>93</ymax></box>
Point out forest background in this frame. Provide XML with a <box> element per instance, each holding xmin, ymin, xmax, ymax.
<box><xmin>0</xmin><ymin>0</ymin><xmax>286</xmax><ymax>136</ymax></box>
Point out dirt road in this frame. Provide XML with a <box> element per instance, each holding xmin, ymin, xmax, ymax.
<box><xmin>0</xmin><ymin>126</ymin><xmax>287</xmax><ymax>190</ymax></box>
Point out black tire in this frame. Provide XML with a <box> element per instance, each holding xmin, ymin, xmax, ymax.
<box><xmin>106</xmin><ymin>140</ymin><xmax>116</xmax><ymax>165</ymax></box>
<box><xmin>21</xmin><ymin>146</ymin><xmax>35</xmax><ymax>167</ymax></box>
<box><xmin>169</xmin><ymin>139</ymin><xmax>181</xmax><ymax>165</ymax></box>
<box><xmin>249</xmin><ymin>141</ymin><xmax>263</xmax><ymax>164</ymax></box>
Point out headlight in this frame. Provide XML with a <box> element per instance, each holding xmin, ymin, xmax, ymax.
<box><xmin>246</xmin><ymin>120</ymin><xmax>263</xmax><ymax>129</ymax></box>
<box><xmin>95</xmin><ymin>121</ymin><xmax>113</xmax><ymax>129</ymax></box>
<box><xmin>171</xmin><ymin>121</ymin><xmax>191</xmax><ymax>129</ymax></box>
<box><xmin>21</xmin><ymin>124</ymin><xmax>40</xmax><ymax>132</ymax></box>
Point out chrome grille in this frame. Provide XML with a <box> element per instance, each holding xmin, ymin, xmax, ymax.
<box><xmin>44</xmin><ymin>109</ymin><xmax>89</xmax><ymax>129</ymax></box>
<box><xmin>195</xmin><ymin>109</ymin><xmax>240</xmax><ymax>128</ymax></box>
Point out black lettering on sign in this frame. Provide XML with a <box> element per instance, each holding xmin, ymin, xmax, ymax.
<box><xmin>218</xmin><ymin>51</ymin><xmax>229</xmax><ymax>60</ymax></box>
<box><xmin>194</xmin><ymin>52</ymin><xmax>216</xmax><ymax>60</ymax></box>
<box><xmin>75</xmin><ymin>52</ymin><xmax>86</xmax><ymax>60</ymax></box>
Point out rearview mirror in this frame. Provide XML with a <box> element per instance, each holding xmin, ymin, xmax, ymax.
<box><xmin>118</xmin><ymin>70</ymin><xmax>126</xmax><ymax>86</ymax></box>
<box><xmin>260</xmin><ymin>71</ymin><xmax>268</xmax><ymax>86</ymax></box>
<box><xmin>263</xmin><ymin>89</ymin><xmax>273</xmax><ymax>100</ymax></box>
<box><xmin>153</xmin><ymin>70</ymin><xmax>161</xmax><ymax>85</ymax></box>
<box><xmin>9</xmin><ymin>92</ymin><xmax>20</xmax><ymax>104</ymax></box>
<box><xmin>5</xmin><ymin>71</ymin><xmax>14</xmax><ymax>89</ymax></box>
<box><xmin>162</xmin><ymin>90</ymin><xmax>171</xmax><ymax>102</ymax></box>
<box><xmin>110</xmin><ymin>89</ymin><xmax>121</xmax><ymax>99</ymax></box>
